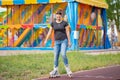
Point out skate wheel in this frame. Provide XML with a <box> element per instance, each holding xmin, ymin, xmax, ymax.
<box><xmin>49</xmin><ymin>76</ymin><xmax>60</xmax><ymax>78</ymax></box>
<box><xmin>68</xmin><ymin>74</ymin><xmax>72</xmax><ymax>78</ymax></box>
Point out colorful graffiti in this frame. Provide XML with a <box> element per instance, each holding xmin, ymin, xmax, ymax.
<box><xmin>0</xmin><ymin>0</ymin><xmax>110</xmax><ymax>50</ymax></box>
<box><xmin>0</xmin><ymin>24</ymin><xmax>54</xmax><ymax>47</ymax></box>
<box><xmin>0</xmin><ymin>3</ymin><xmax>67</xmax><ymax>48</ymax></box>
<box><xmin>77</xmin><ymin>4</ymin><xmax>104</xmax><ymax>48</ymax></box>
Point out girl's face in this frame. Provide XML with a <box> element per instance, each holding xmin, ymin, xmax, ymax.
<box><xmin>56</xmin><ymin>14</ymin><xmax>62</xmax><ymax>21</ymax></box>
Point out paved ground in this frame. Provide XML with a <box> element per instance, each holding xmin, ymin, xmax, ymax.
<box><xmin>0</xmin><ymin>47</ymin><xmax>120</xmax><ymax>56</ymax></box>
<box><xmin>34</xmin><ymin>65</ymin><xmax>120</xmax><ymax>80</ymax></box>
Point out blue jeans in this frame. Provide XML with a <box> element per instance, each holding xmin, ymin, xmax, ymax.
<box><xmin>54</xmin><ymin>39</ymin><xmax>69</xmax><ymax>68</ymax></box>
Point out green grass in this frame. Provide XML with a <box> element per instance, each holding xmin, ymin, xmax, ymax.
<box><xmin>0</xmin><ymin>52</ymin><xmax>120</xmax><ymax>80</ymax></box>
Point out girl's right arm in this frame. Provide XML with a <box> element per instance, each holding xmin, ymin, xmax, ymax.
<box><xmin>43</xmin><ymin>27</ymin><xmax>53</xmax><ymax>46</ymax></box>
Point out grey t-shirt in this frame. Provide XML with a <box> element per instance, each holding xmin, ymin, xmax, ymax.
<box><xmin>51</xmin><ymin>21</ymin><xmax>68</xmax><ymax>40</ymax></box>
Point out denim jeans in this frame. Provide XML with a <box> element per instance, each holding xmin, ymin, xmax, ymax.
<box><xmin>54</xmin><ymin>39</ymin><xmax>69</xmax><ymax>68</ymax></box>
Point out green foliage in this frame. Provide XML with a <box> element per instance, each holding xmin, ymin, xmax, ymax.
<box><xmin>106</xmin><ymin>0</ymin><xmax>120</xmax><ymax>31</ymax></box>
<box><xmin>0</xmin><ymin>52</ymin><xmax>120</xmax><ymax>80</ymax></box>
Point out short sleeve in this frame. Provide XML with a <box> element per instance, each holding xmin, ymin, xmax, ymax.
<box><xmin>64</xmin><ymin>21</ymin><xmax>68</xmax><ymax>27</ymax></box>
<box><xmin>51</xmin><ymin>22</ymin><xmax>53</xmax><ymax>27</ymax></box>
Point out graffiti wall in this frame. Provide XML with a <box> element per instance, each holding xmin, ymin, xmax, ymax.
<box><xmin>0</xmin><ymin>3</ymin><xmax>67</xmax><ymax>48</ymax></box>
<box><xmin>77</xmin><ymin>4</ymin><xmax>104</xmax><ymax>48</ymax></box>
<box><xmin>0</xmin><ymin>3</ymin><xmax>106</xmax><ymax>49</ymax></box>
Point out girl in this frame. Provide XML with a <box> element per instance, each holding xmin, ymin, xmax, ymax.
<box><xmin>43</xmin><ymin>9</ymin><xmax>72</xmax><ymax>77</ymax></box>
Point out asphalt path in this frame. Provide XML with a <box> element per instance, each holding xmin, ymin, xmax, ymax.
<box><xmin>34</xmin><ymin>65</ymin><xmax>120</xmax><ymax>80</ymax></box>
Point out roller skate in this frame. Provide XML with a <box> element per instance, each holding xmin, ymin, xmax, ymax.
<box><xmin>65</xmin><ymin>66</ymin><xmax>72</xmax><ymax>78</ymax></box>
<box><xmin>49</xmin><ymin>67</ymin><xmax>60</xmax><ymax>78</ymax></box>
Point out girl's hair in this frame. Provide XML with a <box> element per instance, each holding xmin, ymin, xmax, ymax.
<box><xmin>56</xmin><ymin>9</ymin><xmax>63</xmax><ymax>15</ymax></box>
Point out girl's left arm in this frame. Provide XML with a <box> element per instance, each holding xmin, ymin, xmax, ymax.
<box><xmin>65</xmin><ymin>26</ymin><xmax>71</xmax><ymax>47</ymax></box>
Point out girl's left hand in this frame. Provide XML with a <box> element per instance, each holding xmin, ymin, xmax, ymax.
<box><xmin>68</xmin><ymin>41</ymin><xmax>71</xmax><ymax>47</ymax></box>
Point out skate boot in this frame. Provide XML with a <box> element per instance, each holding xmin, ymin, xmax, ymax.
<box><xmin>65</xmin><ymin>66</ymin><xmax>72</xmax><ymax>78</ymax></box>
<box><xmin>49</xmin><ymin>67</ymin><xmax>60</xmax><ymax>78</ymax></box>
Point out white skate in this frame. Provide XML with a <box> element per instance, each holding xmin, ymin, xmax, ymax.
<box><xmin>65</xmin><ymin>66</ymin><xmax>72</xmax><ymax>78</ymax></box>
<box><xmin>49</xmin><ymin>68</ymin><xmax>60</xmax><ymax>78</ymax></box>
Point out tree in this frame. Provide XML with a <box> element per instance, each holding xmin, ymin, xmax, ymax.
<box><xmin>106</xmin><ymin>0</ymin><xmax>120</xmax><ymax>31</ymax></box>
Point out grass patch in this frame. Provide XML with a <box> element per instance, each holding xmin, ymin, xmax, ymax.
<box><xmin>0</xmin><ymin>52</ymin><xmax>120</xmax><ymax>80</ymax></box>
